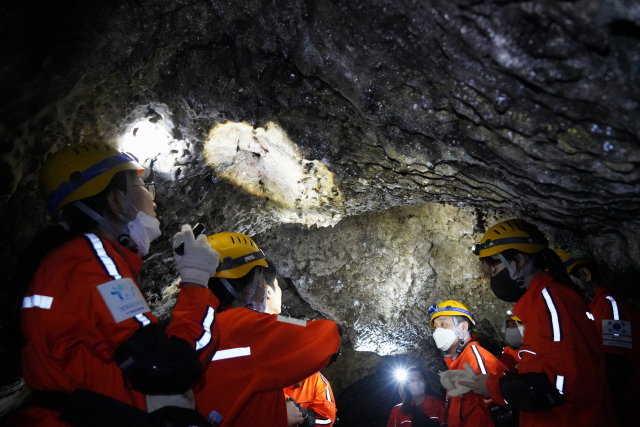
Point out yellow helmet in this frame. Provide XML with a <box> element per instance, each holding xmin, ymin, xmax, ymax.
<box><xmin>472</xmin><ymin>219</ymin><xmax>547</xmax><ymax>258</ymax></box>
<box><xmin>428</xmin><ymin>300</ymin><xmax>476</xmax><ymax>328</ymax></box>
<box><xmin>40</xmin><ymin>143</ymin><xmax>143</xmax><ymax>216</ymax></box>
<box><xmin>554</xmin><ymin>248</ymin><xmax>589</xmax><ymax>274</ymax></box>
<box><xmin>207</xmin><ymin>232</ymin><xmax>268</xmax><ymax>279</ymax></box>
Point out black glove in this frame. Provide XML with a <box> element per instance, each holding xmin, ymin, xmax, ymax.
<box><xmin>499</xmin><ymin>372</ymin><xmax>565</xmax><ymax>412</ymax></box>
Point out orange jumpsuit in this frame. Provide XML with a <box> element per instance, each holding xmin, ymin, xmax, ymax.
<box><xmin>589</xmin><ymin>285</ymin><xmax>640</xmax><ymax>422</ymax></box>
<box><xmin>487</xmin><ymin>272</ymin><xmax>616</xmax><ymax>427</ymax></box>
<box><xmin>499</xmin><ymin>346</ymin><xmax>521</xmax><ymax>375</ymax></box>
<box><xmin>195</xmin><ymin>309</ymin><xmax>340</xmax><ymax>427</ymax></box>
<box><xmin>445</xmin><ymin>339</ymin><xmax>507</xmax><ymax>427</ymax></box>
<box><xmin>8</xmin><ymin>234</ymin><xmax>219</xmax><ymax>427</ymax></box>
<box><xmin>386</xmin><ymin>397</ymin><xmax>446</xmax><ymax>426</ymax></box>
<box><xmin>284</xmin><ymin>372</ymin><xmax>337</xmax><ymax>426</ymax></box>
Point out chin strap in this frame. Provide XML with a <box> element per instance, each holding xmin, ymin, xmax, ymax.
<box><xmin>220</xmin><ymin>278</ymin><xmax>245</xmax><ymax>304</ymax></box>
<box><xmin>497</xmin><ymin>252</ymin><xmax>537</xmax><ymax>281</ymax></box>
<box><xmin>447</xmin><ymin>317</ymin><xmax>471</xmax><ymax>361</ymax></box>
<box><xmin>221</xmin><ymin>272</ymin><xmax>264</xmax><ymax>311</ymax></box>
<box><xmin>114</xmin><ymin>172</ymin><xmax>135</xmax><ymax>246</ymax></box>
<box><xmin>72</xmin><ymin>172</ymin><xmax>136</xmax><ymax>247</ymax></box>
<box><xmin>73</xmin><ymin>201</ymin><xmax>123</xmax><ymax>241</ymax></box>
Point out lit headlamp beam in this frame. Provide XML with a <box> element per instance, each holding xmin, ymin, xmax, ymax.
<box><xmin>395</xmin><ymin>368</ymin><xmax>408</xmax><ymax>382</ymax></box>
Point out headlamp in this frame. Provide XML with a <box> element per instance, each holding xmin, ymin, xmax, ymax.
<box><xmin>471</xmin><ymin>236</ymin><xmax>546</xmax><ymax>257</ymax></box>
<box><xmin>395</xmin><ymin>368</ymin><xmax>408</xmax><ymax>382</ymax></box>
<box><xmin>471</xmin><ymin>243</ymin><xmax>480</xmax><ymax>256</ymax></box>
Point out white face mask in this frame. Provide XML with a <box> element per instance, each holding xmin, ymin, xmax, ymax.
<box><xmin>127</xmin><ymin>211</ymin><xmax>161</xmax><ymax>256</ymax></box>
<box><xmin>505</xmin><ymin>327</ymin><xmax>523</xmax><ymax>348</ymax></box>
<box><xmin>407</xmin><ymin>381</ymin><xmax>426</xmax><ymax>397</ymax></box>
<box><xmin>433</xmin><ymin>327</ymin><xmax>457</xmax><ymax>351</ymax></box>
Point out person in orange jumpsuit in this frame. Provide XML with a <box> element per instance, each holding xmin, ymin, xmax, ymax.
<box><xmin>428</xmin><ymin>300</ymin><xmax>508</xmax><ymax>427</ymax></box>
<box><xmin>284</xmin><ymin>372</ymin><xmax>337</xmax><ymax>427</ymax></box>
<box><xmin>461</xmin><ymin>219</ymin><xmax>618</xmax><ymax>427</ymax></box>
<box><xmin>556</xmin><ymin>248</ymin><xmax>640</xmax><ymax>427</ymax></box>
<box><xmin>386</xmin><ymin>366</ymin><xmax>445</xmax><ymax>427</ymax></box>
<box><xmin>195</xmin><ymin>233</ymin><xmax>341</xmax><ymax>427</ymax></box>
<box><xmin>5</xmin><ymin>144</ymin><xmax>220</xmax><ymax>427</ymax></box>
<box><xmin>500</xmin><ymin>314</ymin><xmax>523</xmax><ymax>374</ymax></box>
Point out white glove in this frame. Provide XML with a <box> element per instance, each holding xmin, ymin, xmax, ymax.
<box><xmin>440</xmin><ymin>363</ymin><xmax>477</xmax><ymax>397</ymax></box>
<box><xmin>173</xmin><ymin>224</ymin><xmax>219</xmax><ymax>287</ymax></box>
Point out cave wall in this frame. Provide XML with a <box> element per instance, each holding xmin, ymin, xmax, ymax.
<box><xmin>2</xmin><ymin>0</ymin><xmax>639</xmax><ymax>274</ymax></box>
<box><xmin>1</xmin><ymin>0</ymin><xmax>640</xmax><ymax>422</ymax></box>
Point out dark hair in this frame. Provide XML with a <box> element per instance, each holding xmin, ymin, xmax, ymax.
<box><xmin>400</xmin><ymin>366</ymin><xmax>429</xmax><ymax>415</ymax></box>
<box><xmin>208</xmin><ymin>266</ymin><xmax>264</xmax><ymax>307</ymax></box>
<box><xmin>263</xmin><ymin>258</ymin><xmax>277</xmax><ymax>290</ymax></box>
<box><xmin>5</xmin><ymin>170</ymin><xmax>133</xmax><ymax>358</ymax></box>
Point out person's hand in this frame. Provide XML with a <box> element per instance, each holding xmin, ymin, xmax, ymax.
<box><xmin>286</xmin><ymin>399</ymin><xmax>303</xmax><ymax>426</ymax></box>
<box><xmin>459</xmin><ymin>369</ymin><xmax>491</xmax><ymax>398</ymax></box>
<box><xmin>440</xmin><ymin>362</ymin><xmax>476</xmax><ymax>397</ymax></box>
<box><xmin>173</xmin><ymin>224</ymin><xmax>219</xmax><ymax>287</ymax></box>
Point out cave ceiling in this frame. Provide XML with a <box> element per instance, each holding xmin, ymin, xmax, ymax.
<box><xmin>1</xmin><ymin>0</ymin><xmax>640</xmax><ymax>385</ymax></box>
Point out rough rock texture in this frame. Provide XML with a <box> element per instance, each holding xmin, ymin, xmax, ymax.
<box><xmin>258</xmin><ymin>203</ymin><xmax>514</xmax><ymax>355</ymax></box>
<box><xmin>1</xmin><ymin>0</ymin><xmax>640</xmax><ymax>423</ymax></box>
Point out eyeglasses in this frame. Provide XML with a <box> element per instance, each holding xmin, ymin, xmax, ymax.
<box><xmin>133</xmin><ymin>182</ymin><xmax>155</xmax><ymax>200</ymax></box>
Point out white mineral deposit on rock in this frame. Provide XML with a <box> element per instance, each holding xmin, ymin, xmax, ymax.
<box><xmin>204</xmin><ymin>121</ymin><xmax>345</xmax><ymax>228</ymax></box>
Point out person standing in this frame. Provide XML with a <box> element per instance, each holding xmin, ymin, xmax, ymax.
<box><xmin>555</xmin><ymin>248</ymin><xmax>640</xmax><ymax>426</ymax></box>
<box><xmin>285</xmin><ymin>372</ymin><xmax>337</xmax><ymax>427</ymax></box>
<box><xmin>387</xmin><ymin>366</ymin><xmax>444</xmax><ymax>427</ymax></box>
<box><xmin>195</xmin><ymin>232</ymin><xmax>341</xmax><ymax>427</ymax></box>
<box><xmin>429</xmin><ymin>300</ymin><xmax>507</xmax><ymax>427</ymax></box>
<box><xmin>6</xmin><ymin>143</ymin><xmax>220</xmax><ymax>427</ymax></box>
<box><xmin>461</xmin><ymin>219</ymin><xmax>618</xmax><ymax>427</ymax></box>
<box><xmin>500</xmin><ymin>314</ymin><xmax>523</xmax><ymax>375</ymax></box>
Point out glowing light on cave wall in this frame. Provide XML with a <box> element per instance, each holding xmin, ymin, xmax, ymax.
<box><xmin>120</xmin><ymin>119</ymin><xmax>176</xmax><ymax>175</ymax></box>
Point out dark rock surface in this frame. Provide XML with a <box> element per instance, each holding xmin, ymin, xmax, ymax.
<box><xmin>1</xmin><ymin>0</ymin><xmax>639</xmax><ymax>423</ymax></box>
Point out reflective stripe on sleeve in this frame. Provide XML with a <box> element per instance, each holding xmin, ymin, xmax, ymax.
<box><xmin>556</xmin><ymin>375</ymin><xmax>565</xmax><ymax>395</ymax></box>
<box><xmin>586</xmin><ymin>312</ymin><xmax>595</xmax><ymax>321</ymax></box>
<box><xmin>605</xmin><ymin>296</ymin><xmax>620</xmax><ymax>320</ymax></box>
<box><xmin>542</xmin><ymin>287</ymin><xmax>562</xmax><ymax>342</ymax></box>
<box><xmin>84</xmin><ymin>234</ymin><xmax>122</xmax><ymax>280</ymax></box>
<box><xmin>316</xmin><ymin>419</ymin><xmax>331</xmax><ymax>425</ymax></box>
<box><xmin>135</xmin><ymin>313</ymin><xmax>151</xmax><ymax>326</ymax></box>
<box><xmin>23</xmin><ymin>295</ymin><xmax>53</xmax><ymax>310</ymax></box>
<box><xmin>277</xmin><ymin>315</ymin><xmax>306</xmax><ymax>327</ymax></box>
<box><xmin>471</xmin><ymin>345</ymin><xmax>487</xmax><ymax>374</ymax></box>
<box><xmin>517</xmin><ymin>349</ymin><xmax>538</xmax><ymax>358</ymax></box>
<box><xmin>212</xmin><ymin>347</ymin><xmax>251</xmax><ymax>361</ymax></box>
<box><xmin>195</xmin><ymin>307</ymin><xmax>215</xmax><ymax>351</ymax></box>
<box><xmin>320</xmin><ymin>373</ymin><xmax>332</xmax><ymax>402</ymax></box>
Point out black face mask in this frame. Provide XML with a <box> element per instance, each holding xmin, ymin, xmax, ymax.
<box><xmin>490</xmin><ymin>268</ymin><xmax>527</xmax><ymax>302</ymax></box>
